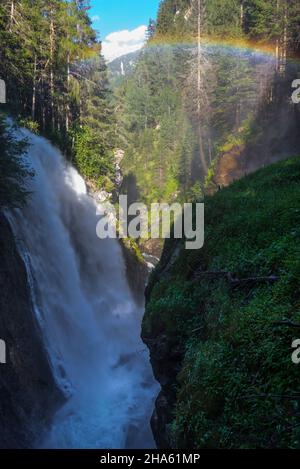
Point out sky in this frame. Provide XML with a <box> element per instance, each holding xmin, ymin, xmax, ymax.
<box><xmin>89</xmin><ymin>0</ymin><xmax>160</xmax><ymax>62</ymax></box>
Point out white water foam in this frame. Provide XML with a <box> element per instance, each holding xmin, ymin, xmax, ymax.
<box><xmin>9</xmin><ymin>127</ymin><xmax>157</xmax><ymax>449</ymax></box>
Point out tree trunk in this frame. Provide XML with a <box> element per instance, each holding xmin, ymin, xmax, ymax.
<box><xmin>240</xmin><ymin>1</ymin><xmax>244</xmax><ymax>28</ymax></box>
<box><xmin>280</xmin><ymin>1</ymin><xmax>288</xmax><ymax>74</ymax></box>
<box><xmin>41</xmin><ymin>75</ymin><xmax>46</xmax><ymax>132</ymax></box>
<box><xmin>50</xmin><ymin>7</ymin><xmax>55</xmax><ymax>132</ymax></box>
<box><xmin>276</xmin><ymin>0</ymin><xmax>280</xmax><ymax>71</ymax></box>
<box><xmin>32</xmin><ymin>54</ymin><xmax>37</xmax><ymax>121</ymax></box>
<box><xmin>66</xmin><ymin>52</ymin><xmax>70</xmax><ymax>132</ymax></box>
<box><xmin>9</xmin><ymin>0</ymin><xmax>15</xmax><ymax>32</ymax></box>
<box><xmin>196</xmin><ymin>0</ymin><xmax>208</xmax><ymax>174</ymax></box>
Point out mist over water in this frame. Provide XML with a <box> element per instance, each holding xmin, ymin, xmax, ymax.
<box><xmin>10</xmin><ymin>128</ymin><xmax>157</xmax><ymax>449</ymax></box>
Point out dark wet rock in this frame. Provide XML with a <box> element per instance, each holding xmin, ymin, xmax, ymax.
<box><xmin>142</xmin><ymin>332</ymin><xmax>184</xmax><ymax>449</ymax></box>
<box><xmin>0</xmin><ymin>212</ymin><xmax>64</xmax><ymax>448</ymax></box>
<box><xmin>120</xmin><ymin>240</ymin><xmax>148</xmax><ymax>306</ymax></box>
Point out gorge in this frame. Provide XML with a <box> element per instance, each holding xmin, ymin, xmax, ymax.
<box><xmin>3</xmin><ymin>126</ymin><xmax>157</xmax><ymax>449</ymax></box>
<box><xmin>0</xmin><ymin>0</ymin><xmax>300</xmax><ymax>452</ymax></box>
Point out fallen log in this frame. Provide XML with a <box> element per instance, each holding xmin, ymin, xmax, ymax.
<box><xmin>273</xmin><ymin>320</ymin><xmax>300</xmax><ymax>329</ymax></box>
<box><xmin>192</xmin><ymin>270</ymin><xmax>279</xmax><ymax>287</ymax></box>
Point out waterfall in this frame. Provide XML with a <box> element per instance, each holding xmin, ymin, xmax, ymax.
<box><xmin>9</xmin><ymin>127</ymin><xmax>157</xmax><ymax>449</ymax></box>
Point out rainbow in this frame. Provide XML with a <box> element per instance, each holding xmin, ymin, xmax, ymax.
<box><xmin>146</xmin><ymin>34</ymin><xmax>300</xmax><ymax>64</ymax></box>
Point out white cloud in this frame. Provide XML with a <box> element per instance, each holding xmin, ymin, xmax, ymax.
<box><xmin>91</xmin><ymin>15</ymin><xmax>100</xmax><ymax>22</ymax></box>
<box><xmin>102</xmin><ymin>25</ymin><xmax>147</xmax><ymax>63</ymax></box>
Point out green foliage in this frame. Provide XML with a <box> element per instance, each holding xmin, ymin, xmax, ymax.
<box><xmin>204</xmin><ymin>162</ymin><xmax>217</xmax><ymax>188</ymax></box>
<box><xmin>0</xmin><ymin>115</ymin><xmax>32</xmax><ymax>207</ymax></box>
<box><xmin>0</xmin><ymin>1</ymin><xmax>115</xmax><ymax>191</ymax></box>
<box><xmin>156</xmin><ymin>0</ymin><xmax>190</xmax><ymax>37</ymax></box>
<box><xmin>205</xmin><ymin>0</ymin><xmax>243</xmax><ymax>37</ymax></box>
<box><xmin>18</xmin><ymin>118</ymin><xmax>40</xmax><ymax>134</ymax></box>
<box><xmin>121</xmin><ymin>237</ymin><xmax>145</xmax><ymax>263</ymax></box>
<box><xmin>116</xmin><ymin>0</ymin><xmax>300</xmax><ymax>213</ymax></box>
<box><xmin>73</xmin><ymin>55</ymin><xmax>116</xmax><ymax>188</ymax></box>
<box><xmin>143</xmin><ymin>156</ymin><xmax>300</xmax><ymax>448</ymax></box>
<box><xmin>74</xmin><ymin>125</ymin><xmax>114</xmax><ymax>190</ymax></box>
<box><xmin>243</xmin><ymin>0</ymin><xmax>300</xmax><ymax>47</ymax></box>
<box><xmin>190</xmin><ymin>181</ymin><xmax>203</xmax><ymax>200</ymax></box>
<box><xmin>154</xmin><ymin>0</ymin><xmax>300</xmax><ymax>48</ymax></box>
<box><xmin>117</xmin><ymin>45</ymin><xmax>198</xmax><ymax>206</ymax></box>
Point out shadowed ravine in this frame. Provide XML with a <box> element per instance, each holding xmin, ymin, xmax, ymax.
<box><xmin>9</xmin><ymin>128</ymin><xmax>157</xmax><ymax>449</ymax></box>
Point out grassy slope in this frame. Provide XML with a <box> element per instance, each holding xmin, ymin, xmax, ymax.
<box><xmin>143</xmin><ymin>156</ymin><xmax>300</xmax><ymax>448</ymax></box>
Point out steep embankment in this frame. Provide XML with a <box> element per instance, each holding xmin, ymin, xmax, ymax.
<box><xmin>0</xmin><ymin>213</ymin><xmax>63</xmax><ymax>448</ymax></box>
<box><xmin>142</xmin><ymin>156</ymin><xmax>300</xmax><ymax>449</ymax></box>
<box><xmin>212</xmin><ymin>76</ymin><xmax>300</xmax><ymax>189</ymax></box>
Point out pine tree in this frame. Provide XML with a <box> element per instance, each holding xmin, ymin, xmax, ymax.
<box><xmin>0</xmin><ymin>0</ymin><xmax>116</xmax><ymax>189</ymax></box>
<box><xmin>146</xmin><ymin>18</ymin><xmax>156</xmax><ymax>40</ymax></box>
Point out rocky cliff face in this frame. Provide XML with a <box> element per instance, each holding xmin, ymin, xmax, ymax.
<box><xmin>142</xmin><ymin>239</ymin><xmax>184</xmax><ymax>448</ymax></box>
<box><xmin>142</xmin><ymin>333</ymin><xmax>183</xmax><ymax>448</ymax></box>
<box><xmin>213</xmin><ymin>79</ymin><xmax>300</xmax><ymax>189</ymax></box>
<box><xmin>0</xmin><ymin>212</ymin><xmax>63</xmax><ymax>448</ymax></box>
<box><xmin>120</xmin><ymin>239</ymin><xmax>149</xmax><ymax>306</ymax></box>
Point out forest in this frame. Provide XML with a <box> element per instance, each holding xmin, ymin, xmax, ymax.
<box><xmin>117</xmin><ymin>0</ymin><xmax>300</xmax><ymax>216</ymax></box>
<box><xmin>0</xmin><ymin>0</ymin><xmax>115</xmax><ymax>198</ymax></box>
<box><xmin>0</xmin><ymin>0</ymin><xmax>300</xmax><ymax>452</ymax></box>
<box><xmin>1</xmin><ymin>0</ymin><xmax>300</xmax><ymax>212</ymax></box>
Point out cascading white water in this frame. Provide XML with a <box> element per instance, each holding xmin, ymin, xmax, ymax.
<box><xmin>9</xmin><ymin>127</ymin><xmax>157</xmax><ymax>449</ymax></box>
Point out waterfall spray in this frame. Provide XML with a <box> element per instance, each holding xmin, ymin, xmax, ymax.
<box><xmin>9</xmin><ymin>127</ymin><xmax>157</xmax><ymax>449</ymax></box>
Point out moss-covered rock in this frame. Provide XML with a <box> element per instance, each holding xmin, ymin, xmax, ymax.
<box><xmin>142</xmin><ymin>156</ymin><xmax>300</xmax><ymax>449</ymax></box>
